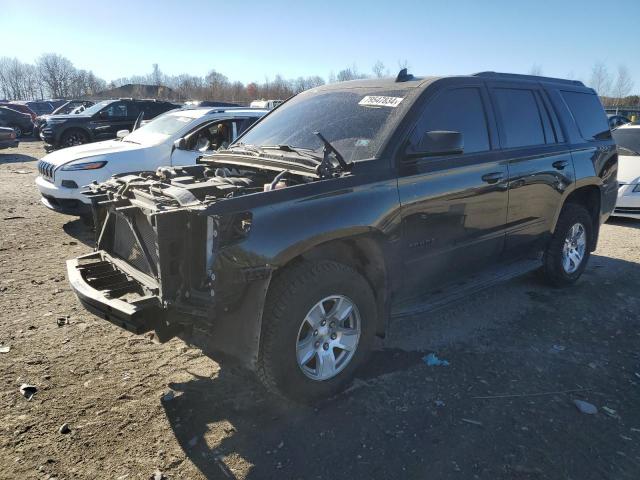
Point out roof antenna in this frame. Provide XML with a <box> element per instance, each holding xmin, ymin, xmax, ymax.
<box><xmin>395</xmin><ymin>68</ymin><xmax>414</xmax><ymax>82</ymax></box>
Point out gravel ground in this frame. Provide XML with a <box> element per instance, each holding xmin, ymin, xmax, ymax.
<box><xmin>1</xmin><ymin>140</ymin><xmax>639</xmax><ymax>480</ymax></box>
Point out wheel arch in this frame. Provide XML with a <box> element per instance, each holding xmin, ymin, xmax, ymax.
<box><xmin>271</xmin><ymin>232</ymin><xmax>390</xmax><ymax>338</ymax></box>
<box><xmin>554</xmin><ymin>184</ymin><xmax>602</xmax><ymax>251</ymax></box>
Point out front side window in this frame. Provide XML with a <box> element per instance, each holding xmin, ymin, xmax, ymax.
<box><xmin>237</xmin><ymin>88</ymin><xmax>411</xmax><ymax>162</ymax></box>
<box><xmin>102</xmin><ymin>102</ymin><xmax>130</xmax><ymax>118</ymax></box>
<box><xmin>412</xmin><ymin>87</ymin><xmax>490</xmax><ymax>154</ymax></box>
<box><xmin>492</xmin><ymin>88</ymin><xmax>546</xmax><ymax>148</ymax></box>
<box><xmin>561</xmin><ymin>91</ymin><xmax>609</xmax><ymax>141</ymax></box>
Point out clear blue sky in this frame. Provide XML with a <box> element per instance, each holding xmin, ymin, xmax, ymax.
<box><xmin>2</xmin><ymin>0</ymin><xmax>638</xmax><ymax>90</ymax></box>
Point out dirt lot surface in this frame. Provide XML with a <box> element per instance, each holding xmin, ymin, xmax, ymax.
<box><xmin>1</xmin><ymin>140</ymin><xmax>640</xmax><ymax>479</ymax></box>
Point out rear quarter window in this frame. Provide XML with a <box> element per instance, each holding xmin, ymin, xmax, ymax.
<box><xmin>560</xmin><ymin>91</ymin><xmax>609</xmax><ymax>141</ymax></box>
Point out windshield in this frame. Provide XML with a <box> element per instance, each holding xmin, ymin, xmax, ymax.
<box><xmin>236</xmin><ymin>88</ymin><xmax>410</xmax><ymax>162</ymax></box>
<box><xmin>81</xmin><ymin>100</ymin><xmax>115</xmax><ymax>116</ymax></box>
<box><xmin>613</xmin><ymin>129</ymin><xmax>640</xmax><ymax>156</ymax></box>
<box><xmin>124</xmin><ymin>113</ymin><xmax>194</xmax><ymax>144</ymax></box>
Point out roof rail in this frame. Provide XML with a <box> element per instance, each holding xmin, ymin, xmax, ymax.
<box><xmin>472</xmin><ymin>71</ymin><xmax>585</xmax><ymax>87</ymax></box>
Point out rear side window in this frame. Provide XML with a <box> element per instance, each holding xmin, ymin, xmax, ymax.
<box><xmin>561</xmin><ymin>91</ymin><xmax>609</xmax><ymax>141</ymax></box>
<box><xmin>492</xmin><ymin>88</ymin><xmax>546</xmax><ymax>148</ymax></box>
<box><xmin>413</xmin><ymin>87</ymin><xmax>490</xmax><ymax>154</ymax></box>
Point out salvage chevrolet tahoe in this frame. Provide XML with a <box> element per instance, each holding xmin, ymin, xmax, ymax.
<box><xmin>67</xmin><ymin>71</ymin><xmax>618</xmax><ymax>402</ymax></box>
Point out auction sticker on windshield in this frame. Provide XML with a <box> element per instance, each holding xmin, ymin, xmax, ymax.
<box><xmin>359</xmin><ymin>96</ymin><xmax>403</xmax><ymax>108</ymax></box>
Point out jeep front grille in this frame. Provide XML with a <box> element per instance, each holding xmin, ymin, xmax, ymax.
<box><xmin>37</xmin><ymin>160</ymin><xmax>55</xmax><ymax>182</ymax></box>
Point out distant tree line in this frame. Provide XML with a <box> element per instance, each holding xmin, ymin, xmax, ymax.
<box><xmin>529</xmin><ymin>62</ymin><xmax>638</xmax><ymax>107</ymax></box>
<box><xmin>2</xmin><ymin>53</ymin><xmax>638</xmax><ymax>108</ymax></box>
<box><xmin>0</xmin><ymin>54</ymin><xmax>106</xmax><ymax>100</ymax></box>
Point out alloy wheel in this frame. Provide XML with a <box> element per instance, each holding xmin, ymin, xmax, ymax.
<box><xmin>562</xmin><ymin>222</ymin><xmax>586</xmax><ymax>274</ymax></box>
<box><xmin>296</xmin><ymin>295</ymin><xmax>361</xmax><ymax>381</ymax></box>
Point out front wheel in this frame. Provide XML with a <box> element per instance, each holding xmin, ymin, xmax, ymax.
<box><xmin>257</xmin><ymin>260</ymin><xmax>376</xmax><ymax>402</ymax></box>
<box><xmin>542</xmin><ymin>203</ymin><xmax>593</xmax><ymax>287</ymax></box>
<box><xmin>60</xmin><ymin>129</ymin><xmax>89</xmax><ymax>148</ymax></box>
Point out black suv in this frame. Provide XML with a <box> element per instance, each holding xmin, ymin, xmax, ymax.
<box><xmin>39</xmin><ymin>98</ymin><xmax>176</xmax><ymax>149</ymax></box>
<box><xmin>67</xmin><ymin>71</ymin><xmax>617</xmax><ymax>402</ymax></box>
<box><xmin>0</xmin><ymin>106</ymin><xmax>34</xmax><ymax>137</ymax></box>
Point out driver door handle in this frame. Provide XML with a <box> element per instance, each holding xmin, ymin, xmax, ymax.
<box><xmin>481</xmin><ymin>172</ymin><xmax>504</xmax><ymax>184</ymax></box>
<box><xmin>552</xmin><ymin>160</ymin><xmax>569</xmax><ymax>170</ymax></box>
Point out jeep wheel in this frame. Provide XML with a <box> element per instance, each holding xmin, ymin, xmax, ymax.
<box><xmin>542</xmin><ymin>203</ymin><xmax>593</xmax><ymax>286</ymax></box>
<box><xmin>258</xmin><ymin>260</ymin><xmax>376</xmax><ymax>402</ymax></box>
<box><xmin>9</xmin><ymin>125</ymin><xmax>22</xmax><ymax>138</ymax></box>
<box><xmin>61</xmin><ymin>129</ymin><xmax>89</xmax><ymax>147</ymax></box>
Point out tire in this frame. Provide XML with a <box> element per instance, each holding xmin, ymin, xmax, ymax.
<box><xmin>9</xmin><ymin>125</ymin><xmax>22</xmax><ymax>138</ymax></box>
<box><xmin>60</xmin><ymin>129</ymin><xmax>89</xmax><ymax>148</ymax></box>
<box><xmin>257</xmin><ymin>260</ymin><xmax>376</xmax><ymax>402</ymax></box>
<box><xmin>542</xmin><ymin>203</ymin><xmax>593</xmax><ymax>287</ymax></box>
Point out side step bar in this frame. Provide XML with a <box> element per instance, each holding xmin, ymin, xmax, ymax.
<box><xmin>391</xmin><ymin>258</ymin><xmax>542</xmax><ymax>319</ymax></box>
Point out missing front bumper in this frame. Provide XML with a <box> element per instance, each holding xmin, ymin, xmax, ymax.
<box><xmin>67</xmin><ymin>252</ymin><xmax>161</xmax><ymax>334</ymax></box>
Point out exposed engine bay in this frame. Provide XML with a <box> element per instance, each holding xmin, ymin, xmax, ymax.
<box><xmin>84</xmin><ymin>162</ymin><xmax>316</xmax><ymax>212</ymax></box>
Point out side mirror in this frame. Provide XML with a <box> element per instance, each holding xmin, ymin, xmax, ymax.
<box><xmin>405</xmin><ymin>130</ymin><xmax>464</xmax><ymax>158</ymax></box>
<box><xmin>173</xmin><ymin>138</ymin><xmax>186</xmax><ymax>151</ymax></box>
<box><xmin>116</xmin><ymin>129</ymin><xmax>129</xmax><ymax>139</ymax></box>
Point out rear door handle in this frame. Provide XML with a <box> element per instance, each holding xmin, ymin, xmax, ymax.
<box><xmin>552</xmin><ymin>160</ymin><xmax>569</xmax><ymax>170</ymax></box>
<box><xmin>481</xmin><ymin>172</ymin><xmax>504</xmax><ymax>184</ymax></box>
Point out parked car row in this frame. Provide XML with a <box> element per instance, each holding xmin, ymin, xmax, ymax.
<box><xmin>36</xmin><ymin>105</ymin><xmax>267</xmax><ymax>216</ymax></box>
<box><xmin>30</xmin><ymin>70</ymin><xmax>625</xmax><ymax>402</ymax></box>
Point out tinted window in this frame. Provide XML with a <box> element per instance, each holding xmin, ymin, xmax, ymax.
<box><xmin>561</xmin><ymin>91</ymin><xmax>609</xmax><ymax>140</ymax></box>
<box><xmin>413</xmin><ymin>87</ymin><xmax>490</xmax><ymax>154</ymax></box>
<box><xmin>492</xmin><ymin>88</ymin><xmax>545</xmax><ymax>148</ymax></box>
<box><xmin>612</xmin><ymin>129</ymin><xmax>640</xmax><ymax>156</ymax></box>
<box><xmin>102</xmin><ymin>102</ymin><xmax>128</xmax><ymax>118</ymax></box>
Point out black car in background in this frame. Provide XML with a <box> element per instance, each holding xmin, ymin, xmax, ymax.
<box><xmin>0</xmin><ymin>106</ymin><xmax>34</xmax><ymax>137</ymax></box>
<box><xmin>39</xmin><ymin>98</ymin><xmax>177</xmax><ymax>149</ymax></box>
<box><xmin>34</xmin><ymin>100</ymin><xmax>95</xmax><ymax>135</ymax></box>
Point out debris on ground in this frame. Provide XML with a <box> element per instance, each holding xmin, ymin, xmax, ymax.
<box><xmin>461</xmin><ymin>418</ymin><xmax>483</xmax><ymax>426</ymax></box>
<box><xmin>434</xmin><ymin>400</ymin><xmax>446</xmax><ymax>407</ymax></box>
<box><xmin>573</xmin><ymin>399</ymin><xmax>598</xmax><ymax>415</ymax></box>
<box><xmin>19</xmin><ymin>384</ymin><xmax>38</xmax><ymax>400</ymax></box>
<box><xmin>602</xmin><ymin>406</ymin><xmax>618</xmax><ymax>418</ymax></box>
<box><xmin>57</xmin><ymin>316</ymin><xmax>70</xmax><ymax>327</ymax></box>
<box><xmin>423</xmin><ymin>353</ymin><xmax>450</xmax><ymax>367</ymax></box>
<box><xmin>161</xmin><ymin>390</ymin><xmax>175</xmax><ymax>402</ymax></box>
<box><xmin>188</xmin><ymin>436</ymin><xmax>199</xmax><ymax>448</ymax></box>
<box><xmin>149</xmin><ymin>470</ymin><xmax>166</xmax><ymax>480</ymax></box>
<box><xmin>0</xmin><ymin>345</ymin><xmax>10</xmax><ymax>353</ymax></box>
<box><xmin>551</xmin><ymin>344</ymin><xmax>566</xmax><ymax>352</ymax></box>
<box><xmin>58</xmin><ymin>423</ymin><xmax>71</xmax><ymax>434</ymax></box>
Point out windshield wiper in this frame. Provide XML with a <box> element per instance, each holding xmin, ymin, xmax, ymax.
<box><xmin>227</xmin><ymin>143</ymin><xmax>261</xmax><ymax>155</ymax></box>
<box><xmin>313</xmin><ymin>131</ymin><xmax>352</xmax><ymax>178</ymax></box>
<box><xmin>260</xmin><ymin>144</ymin><xmax>322</xmax><ymax>162</ymax></box>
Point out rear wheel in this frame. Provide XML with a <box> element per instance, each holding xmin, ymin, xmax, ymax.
<box><xmin>542</xmin><ymin>203</ymin><xmax>593</xmax><ymax>286</ymax></box>
<box><xmin>257</xmin><ymin>260</ymin><xmax>376</xmax><ymax>402</ymax></box>
<box><xmin>60</xmin><ymin>129</ymin><xmax>89</xmax><ymax>148</ymax></box>
<box><xmin>9</xmin><ymin>125</ymin><xmax>22</xmax><ymax>137</ymax></box>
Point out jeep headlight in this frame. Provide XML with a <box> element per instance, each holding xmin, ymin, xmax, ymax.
<box><xmin>62</xmin><ymin>159</ymin><xmax>108</xmax><ymax>171</ymax></box>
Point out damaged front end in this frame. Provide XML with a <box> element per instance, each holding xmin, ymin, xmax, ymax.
<box><xmin>67</xmin><ymin>161</ymin><xmax>316</xmax><ymax>367</ymax></box>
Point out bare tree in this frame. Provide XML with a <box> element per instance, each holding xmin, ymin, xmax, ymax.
<box><xmin>589</xmin><ymin>62</ymin><xmax>612</xmax><ymax>97</ymax></box>
<box><xmin>611</xmin><ymin>65</ymin><xmax>634</xmax><ymax>107</ymax></box>
<box><xmin>151</xmin><ymin>63</ymin><xmax>163</xmax><ymax>86</ymax></box>
<box><xmin>372</xmin><ymin>60</ymin><xmax>386</xmax><ymax>78</ymax></box>
<box><xmin>528</xmin><ymin>64</ymin><xmax>543</xmax><ymax>76</ymax></box>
